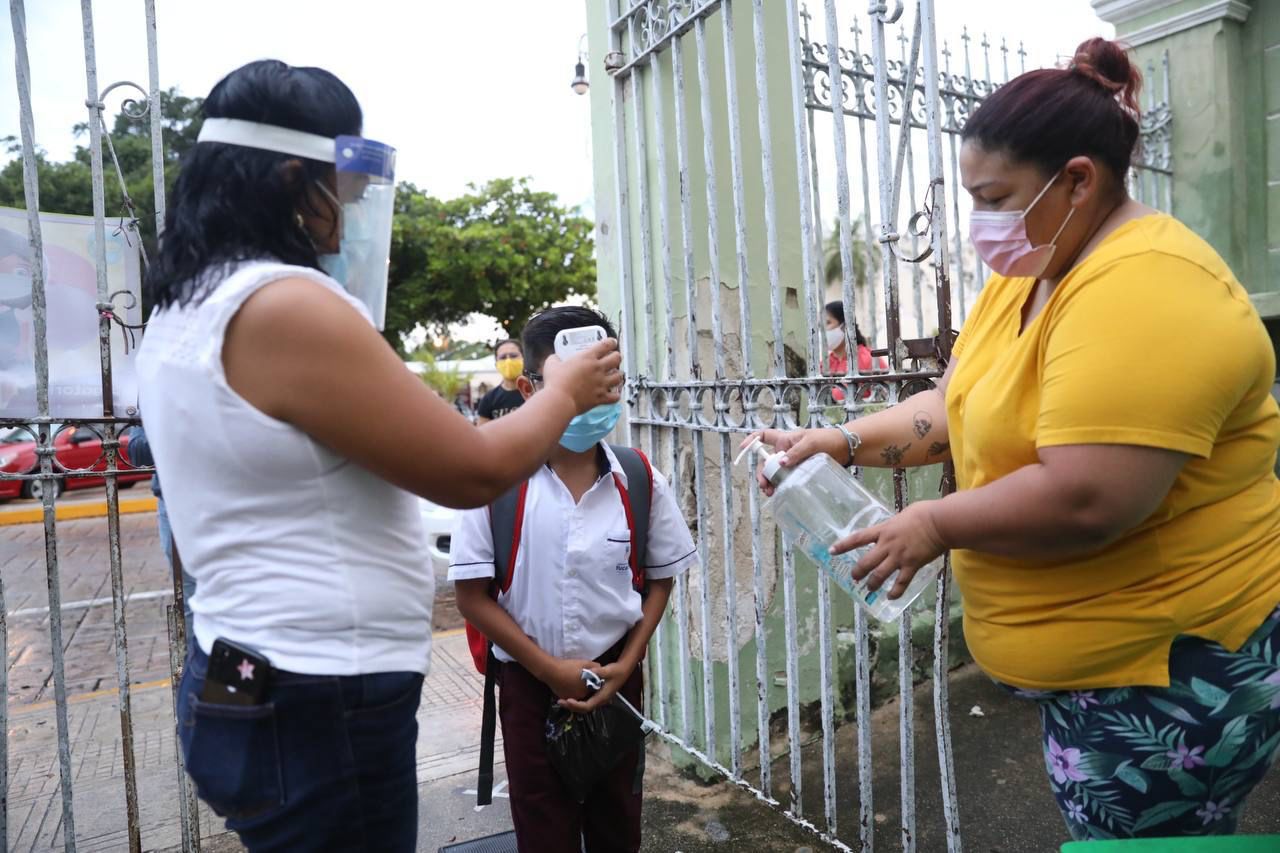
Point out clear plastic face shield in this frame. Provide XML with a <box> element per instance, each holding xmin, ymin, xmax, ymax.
<box><xmin>196</xmin><ymin>118</ymin><xmax>397</xmax><ymax>329</ymax></box>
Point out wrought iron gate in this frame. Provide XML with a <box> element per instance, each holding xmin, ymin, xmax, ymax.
<box><xmin>4</xmin><ymin>1</ymin><xmax>202</xmax><ymax>851</ymax></box>
<box><xmin>1</xmin><ymin>0</ymin><xmax>1174</xmax><ymax>850</ymax></box>
<box><xmin>598</xmin><ymin>2</ymin><xmax>1173</xmax><ymax>851</ymax></box>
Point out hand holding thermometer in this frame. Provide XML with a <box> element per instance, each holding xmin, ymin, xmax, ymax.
<box><xmin>554</xmin><ymin>325</ymin><xmax>609</xmax><ymax>362</ymax></box>
<box><xmin>539</xmin><ymin>325</ymin><xmax>624</xmax><ymax>413</ymax></box>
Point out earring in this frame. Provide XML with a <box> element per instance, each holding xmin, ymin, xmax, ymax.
<box><xmin>295</xmin><ymin>212</ymin><xmax>306</xmax><ymax>230</ymax></box>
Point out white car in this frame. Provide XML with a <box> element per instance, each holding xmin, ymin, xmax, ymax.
<box><xmin>419</xmin><ymin>497</ymin><xmax>456</xmax><ymax>581</ymax></box>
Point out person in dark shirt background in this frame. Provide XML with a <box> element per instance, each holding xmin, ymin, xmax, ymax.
<box><xmin>476</xmin><ymin>339</ymin><xmax>526</xmax><ymax>424</ymax></box>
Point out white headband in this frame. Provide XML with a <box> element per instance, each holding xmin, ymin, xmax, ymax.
<box><xmin>196</xmin><ymin>118</ymin><xmax>335</xmax><ymax>163</ymax></box>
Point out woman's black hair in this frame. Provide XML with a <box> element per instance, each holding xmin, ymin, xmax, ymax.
<box><xmin>146</xmin><ymin>60</ymin><xmax>362</xmax><ymax>310</ymax></box>
<box><xmin>824</xmin><ymin>300</ymin><xmax>867</xmax><ymax>347</ymax></box>
<box><xmin>961</xmin><ymin>38</ymin><xmax>1142</xmax><ymax>182</ymax></box>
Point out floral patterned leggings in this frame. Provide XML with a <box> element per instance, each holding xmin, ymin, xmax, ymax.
<box><xmin>1008</xmin><ymin>604</ymin><xmax>1280</xmax><ymax>841</ymax></box>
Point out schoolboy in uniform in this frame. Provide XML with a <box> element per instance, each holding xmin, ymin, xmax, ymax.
<box><xmin>450</xmin><ymin>306</ymin><xmax>697</xmax><ymax>853</ymax></box>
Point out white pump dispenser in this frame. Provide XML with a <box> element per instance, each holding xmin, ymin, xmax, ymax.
<box><xmin>737</xmin><ymin>434</ymin><xmax>940</xmax><ymax>622</ymax></box>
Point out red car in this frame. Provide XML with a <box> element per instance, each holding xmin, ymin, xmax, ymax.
<box><xmin>0</xmin><ymin>425</ymin><xmax>149</xmax><ymax>501</ymax></box>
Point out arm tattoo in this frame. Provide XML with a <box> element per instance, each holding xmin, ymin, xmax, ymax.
<box><xmin>881</xmin><ymin>442</ymin><xmax>911</xmax><ymax>466</ymax></box>
<box><xmin>927</xmin><ymin>441</ymin><xmax>949</xmax><ymax>459</ymax></box>
<box><xmin>912</xmin><ymin>412</ymin><xmax>932</xmax><ymax>439</ymax></box>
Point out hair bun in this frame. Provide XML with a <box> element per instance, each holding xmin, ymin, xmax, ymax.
<box><xmin>1069</xmin><ymin>37</ymin><xmax>1143</xmax><ymax>116</ymax></box>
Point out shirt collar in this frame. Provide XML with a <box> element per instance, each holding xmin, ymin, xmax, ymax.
<box><xmin>600</xmin><ymin>443</ymin><xmax>626</xmax><ymax>486</ymax></box>
<box><xmin>538</xmin><ymin>442</ymin><xmax>624</xmax><ymax>487</ymax></box>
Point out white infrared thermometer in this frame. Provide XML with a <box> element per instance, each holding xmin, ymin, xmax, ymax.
<box><xmin>553</xmin><ymin>325</ymin><xmax>608</xmax><ymax>361</ymax></box>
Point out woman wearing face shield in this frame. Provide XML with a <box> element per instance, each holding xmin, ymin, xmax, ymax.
<box><xmin>136</xmin><ymin>61</ymin><xmax>622</xmax><ymax>852</ymax></box>
<box><xmin>747</xmin><ymin>38</ymin><xmax>1280</xmax><ymax>840</ymax></box>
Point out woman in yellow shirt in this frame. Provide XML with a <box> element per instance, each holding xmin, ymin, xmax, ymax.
<box><xmin>750</xmin><ymin>38</ymin><xmax>1280</xmax><ymax>840</ymax></box>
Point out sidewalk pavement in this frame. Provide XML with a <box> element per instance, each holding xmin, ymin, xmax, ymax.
<box><xmin>3</xmin><ymin>512</ymin><xmax>179</xmax><ymax>708</ymax></box>
<box><xmin>14</xmin><ymin>629</ymin><xmax>819</xmax><ymax>852</ymax></box>
<box><xmin>10</xmin><ymin>629</ymin><xmax>501</xmax><ymax>852</ymax></box>
<box><xmin>12</xmin><ymin>633</ymin><xmax>1280</xmax><ymax>852</ymax></box>
<box><xmin>9</xmin><ymin>506</ymin><xmax>1274</xmax><ymax>849</ymax></box>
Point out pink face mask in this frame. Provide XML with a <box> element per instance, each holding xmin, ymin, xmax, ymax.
<box><xmin>969</xmin><ymin>171</ymin><xmax>1075</xmax><ymax>279</ymax></box>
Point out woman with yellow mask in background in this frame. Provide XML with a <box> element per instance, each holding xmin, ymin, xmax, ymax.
<box><xmin>477</xmin><ymin>339</ymin><xmax>527</xmax><ymax>424</ymax></box>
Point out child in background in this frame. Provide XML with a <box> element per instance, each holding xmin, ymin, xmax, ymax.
<box><xmin>476</xmin><ymin>339</ymin><xmax>527</xmax><ymax>423</ymax></box>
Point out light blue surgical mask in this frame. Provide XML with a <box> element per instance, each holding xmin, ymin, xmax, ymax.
<box><xmin>315</xmin><ymin>180</ymin><xmax>354</xmax><ymax>281</ymax></box>
<box><xmin>559</xmin><ymin>402</ymin><xmax>622</xmax><ymax>453</ymax></box>
<box><xmin>316</xmin><ymin>250</ymin><xmax>349</xmax><ymax>286</ymax></box>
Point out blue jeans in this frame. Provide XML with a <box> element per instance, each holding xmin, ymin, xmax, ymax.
<box><xmin>154</xmin><ymin>495</ymin><xmax>196</xmax><ymax>639</ymax></box>
<box><xmin>178</xmin><ymin>646</ymin><xmax>424</xmax><ymax>852</ymax></box>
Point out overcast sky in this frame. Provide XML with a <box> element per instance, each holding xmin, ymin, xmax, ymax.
<box><xmin>4</xmin><ymin>1</ymin><xmax>1110</xmax><ymax>203</ymax></box>
<box><xmin>2</xmin><ymin>1</ymin><xmax>1111</xmax><ymax>343</ymax></box>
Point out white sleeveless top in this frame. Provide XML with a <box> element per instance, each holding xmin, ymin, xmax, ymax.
<box><xmin>137</xmin><ymin>261</ymin><xmax>433</xmax><ymax>675</ymax></box>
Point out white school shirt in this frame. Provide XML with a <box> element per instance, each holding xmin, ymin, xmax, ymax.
<box><xmin>447</xmin><ymin>444</ymin><xmax>697</xmax><ymax>663</ymax></box>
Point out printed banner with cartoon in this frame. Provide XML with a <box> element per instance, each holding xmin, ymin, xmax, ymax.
<box><xmin>0</xmin><ymin>206</ymin><xmax>141</xmax><ymax>419</ymax></box>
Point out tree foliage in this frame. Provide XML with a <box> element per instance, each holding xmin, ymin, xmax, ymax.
<box><xmin>823</xmin><ymin>214</ymin><xmax>879</xmax><ymax>293</ymax></box>
<box><xmin>419</xmin><ymin>337</ymin><xmax>494</xmax><ymax>362</ymax></box>
<box><xmin>1</xmin><ymin>98</ymin><xmax>597</xmax><ymax>352</ymax></box>
<box><xmin>386</xmin><ymin>178</ymin><xmax>596</xmax><ymax>351</ymax></box>
<box><xmin>409</xmin><ymin>348</ymin><xmax>468</xmax><ymax>400</ymax></box>
<box><xmin>0</xmin><ymin>89</ymin><xmax>204</xmax><ymax>253</ymax></box>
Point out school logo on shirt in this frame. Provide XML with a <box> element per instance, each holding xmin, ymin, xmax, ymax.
<box><xmin>609</xmin><ymin>533</ymin><xmax>631</xmax><ymax>573</ymax></box>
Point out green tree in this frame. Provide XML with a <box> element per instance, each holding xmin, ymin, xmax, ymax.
<box><xmin>386</xmin><ymin>178</ymin><xmax>596</xmax><ymax>352</ymax></box>
<box><xmin>434</xmin><ymin>339</ymin><xmax>497</xmax><ymax>361</ymax></box>
<box><xmin>409</xmin><ymin>347</ymin><xmax>468</xmax><ymax>400</ymax></box>
<box><xmin>0</xmin><ymin>89</ymin><xmax>203</xmax><ymax>251</ymax></box>
<box><xmin>822</xmin><ymin>214</ymin><xmax>879</xmax><ymax>293</ymax></box>
<box><xmin>2</xmin><ymin>104</ymin><xmax>596</xmax><ymax>353</ymax></box>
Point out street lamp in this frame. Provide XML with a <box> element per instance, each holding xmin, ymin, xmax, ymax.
<box><xmin>571</xmin><ymin>34</ymin><xmax>589</xmax><ymax>95</ymax></box>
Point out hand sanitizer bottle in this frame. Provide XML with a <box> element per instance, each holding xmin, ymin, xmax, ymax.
<box><xmin>736</xmin><ymin>437</ymin><xmax>940</xmax><ymax>622</ymax></box>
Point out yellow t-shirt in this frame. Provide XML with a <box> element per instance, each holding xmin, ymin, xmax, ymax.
<box><xmin>947</xmin><ymin>214</ymin><xmax>1280</xmax><ymax>690</ymax></box>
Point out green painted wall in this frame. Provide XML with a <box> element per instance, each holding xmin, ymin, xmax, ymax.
<box><xmin>1117</xmin><ymin>1</ymin><xmax>1280</xmax><ymax>309</ymax></box>
<box><xmin>1132</xmin><ymin>20</ymin><xmax>1254</xmax><ymax>287</ymax></box>
<box><xmin>585</xmin><ymin>2</ymin><xmax>966</xmax><ymax>774</ymax></box>
<box><xmin>587</xmin><ymin>1</ymin><xmax>809</xmax><ymax>372</ymax></box>
<box><xmin>1256</xmin><ymin>3</ymin><xmax>1280</xmax><ymax>295</ymax></box>
<box><xmin>584</xmin><ymin>1</ymin><xmax>819</xmax><ymax>774</ymax></box>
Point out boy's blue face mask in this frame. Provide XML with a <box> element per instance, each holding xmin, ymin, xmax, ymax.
<box><xmin>559</xmin><ymin>402</ymin><xmax>622</xmax><ymax>452</ymax></box>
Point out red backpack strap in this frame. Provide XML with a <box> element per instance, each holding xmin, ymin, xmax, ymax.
<box><xmin>611</xmin><ymin>473</ymin><xmax>642</xmax><ymax>591</ymax></box>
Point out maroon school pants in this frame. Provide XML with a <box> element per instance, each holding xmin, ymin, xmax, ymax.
<box><xmin>496</xmin><ymin>657</ymin><xmax>645</xmax><ymax>853</ymax></box>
